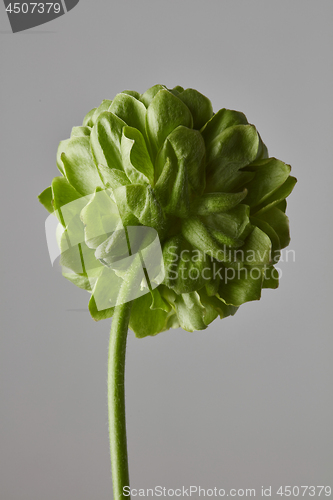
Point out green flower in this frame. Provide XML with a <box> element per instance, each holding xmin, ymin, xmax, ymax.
<box><xmin>38</xmin><ymin>84</ymin><xmax>296</xmax><ymax>337</ymax></box>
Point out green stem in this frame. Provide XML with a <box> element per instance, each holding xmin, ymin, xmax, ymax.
<box><xmin>107</xmin><ymin>231</ymin><xmax>152</xmax><ymax>499</ymax></box>
<box><xmin>108</xmin><ymin>300</ymin><xmax>132</xmax><ymax>500</ymax></box>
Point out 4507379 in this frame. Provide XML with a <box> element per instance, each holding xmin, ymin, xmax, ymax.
<box><xmin>275</xmin><ymin>486</ymin><xmax>331</xmax><ymax>497</ymax></box>
<box><xmin>5</xmin><ymin>3</ymin><xmax>61</xmax><ymax>14</ymax></box>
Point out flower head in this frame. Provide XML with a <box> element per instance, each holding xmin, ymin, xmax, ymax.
<box><xmin>38</xmin><ymin>84</ymin><xmax>296</xmax><ymax>337</ymax></box>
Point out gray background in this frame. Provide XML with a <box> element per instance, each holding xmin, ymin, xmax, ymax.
<box><xmin>1</xmin><ymin>1</ymin><xmax>332</xmax><ymax>499</ymax></box>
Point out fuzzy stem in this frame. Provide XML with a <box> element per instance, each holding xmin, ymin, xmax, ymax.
<box><xmin>107</xmin><ymin>229</ymin><xmax>153</xmax><ymax>499</ymax></box>
<box><xmin>108</xmin><ymin>300</ymin><xmax>132</xmax><ymax>500</ymax></box>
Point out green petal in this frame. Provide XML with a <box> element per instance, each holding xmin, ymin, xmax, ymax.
<box><xmin>276</xmin><ymin>199</ymin><xmax>287</xmax><ymax>212</ymax></box>
<box><xmin>182</xmin><ymin>217</ymin><xmax>242</xmax><ymax>264</ymax></box>
<box><xmin>262</xmin><ymin>266</ymin><xmax>279</xmax><ymax>289</ymax></box>
<box><xmin>146</xmin><ymin>89</ymin><xmax>193</xmax><ymax>156</ymax></box>
<box><xmin>60</xmin><ymin>237</ymin><xmax>101</xmax><ymax>276</ymax></box>
<box><xmin>177</xmin><ymin>88</ymin><xmax>213</xmax><ymax>130</ymax></box>
<box><xmin>154</xmin><ymin>126</ymin><xmax>206</xmax><ymax>216</ymax></box>
<box><xmin>56</xmin><ymin>139</ymin><xmax>70</xmax><ymax>175</ymax></box>
<box><xmin>88</xmin><ymin>292</ymin><xmax>114</xmax><ymax>321</ymax></box>
<box><xmin>82</xmin><ymin>108</ymin><xmax>96</xmax><ymax>127</ymax></box>
<box><xmin>191</xmin><ymin>190</ymin><xmax>247</xmax><ymax>216</ymax></box>
<box><xmin>110</xmin><ymin>93</ymin><xmax>147</xmax><ymax>138</ymax></box>
<box><xmin>206</xmin><ymin>123</ymin><xmax>258</xmax><ymax>167</ymax></box>
<box><xmin>96</xmin><ymin>166</ymin><xmax>131</xmax><ymax>190</ymax></box>
<box><xmin>205</xmin><ymin>125</ymin><xmax>259</xmax><ymax>192</ymax></box>
<box><xmin>89</xmin><ymin>298</ymin><xmax>114</xmax><ymax>321</ymax></box>
<box><xmin>252</xmin><ymin>176</ymin><xmax>297</xmax><ymax>215</ymax></box>
<box><xmin>140</xmin><ymin>84</ymin><xmax>167</xmax><ymax>107</ymax></box>
<box><xmin>162</xmin><ymin>236</ymin><xmax>212</xmax><ymax>294</ymax></box>
<box><xmin>61</xmin><ymin>136</ymin><xmax>103</xmax><ymax>195</ymax></box>
<box><xmin>38</xmin><ymin>186</ymin><xmax>53</xmax><ymax>213</ymax></box>
<box><xmin>59</xmin><ymin>215</ymin><xmax>102</xmax><ymax>275</ymax></box>
<box><xmin>155</xmin><ymin>152</ymin><xmax>189</xmax><ymax>218</ymax></box>
<box><xmin>256</xmin><ymin>207</ymin><xmax>290</xmax><ymax>249</ymax></box>
<box><xmin>51</xmin><ymin>176</ymin><xmax>86</xmax><ymax>226</ymax></box>
<box><xmin>121</xmin><ymin>90</ymin><xmax>141</xmax><ymax>100</ymax></box>
<box><xmin>121</xmin><ymin>126</ymin><xmax>154</xmax><ymax>185</ymax></box>
<box><xmin>90</xmin><ymin>111</ymin><xmax>126</xmax><ymax>172</ymax></box>
<box><xmin>51</xmin><ymin>176</ymin><xmax>82</xmax><ymax>210</ymax></box>
<box><xmin>91</xmin><ymin>100</ymin><xmax>113</xmax><ymax>126</ymax></box>
<box><xmin>87</xmin><ymin>260</ymin><xmax>149</xmax><ymax>320</ymax></box>
<box><xmin>250</xmin><ymin>215</ymin><xmax>281</xmax><ymax>263</ymax></box>
<box><xmin>209</xmin><ymin>229</ymin><xmax>243</xmax><ymax>248</ymax></box>
<box><xmin>198</xmin><ymin>287</ymin><xmax>238</xmax><ymax>322</ymax></box>
<box><xmin>70</xmin><ymin>126</ymin><xmax>91</xmax><ymax>138</ymax></box>
<box><xmin>241</xmin><ymin>226</ymin><xmax>272</xmax><ymax>266</ymax></box>
<box><xmin>94</xmin><ymin>229</ymin><xmax>130</xmax><ymax>266</ymax></box>
<box><xmin>256</xmin><ymin>133</ymin><xmax>269</xmax><ymax>160</ymax></box>
<box><xmin>63</xmin><ymin>268</ymin><xmax>102</xmax><ymax>291</ymax></box>
<box><xmin>80</xmin><ymin>189</ymin><xmax>119</xmax><ymax>249</ymax></box>
<box><xmin>197</xmin><ymin>292</ymin><xmax>219</xmax><ymax>325</ymax></box>
<box><xmin>167</xmin><ymin>126</ymin><xmax>206</xmax><ymax>195</ymax></box>
<box><xmin>150</xmin><ymin>287</ymin><xmax>171</xmax><ymax>312</ymax></box>
<box><xmin>225</xmin><ymin>173</ymin><xmax>257</xmax><ymax>195</ymax></box>
<box><xmin>173</xmin><ymin>292</ymin><xmax>207</xmax><ymax>332</ymax></box>
<box><xmin>201</xmin><ymin>108</ymin><xmax>248</xmax><ymax>146</ymax></box>
<box><xmin>218</xmin><ymin>266</ymin><xmax>264</xmax><ymax>306</ymax></box>
<box><xmin>63</xmin><ymin>272</ymin><xmax>92</xmax><ymax>291</ymax></box>
<box><xmin>114</xmin><ymin>184</ymin><xmax>165</xmax><ymax>231</ymax></box>
<box><xmin>205</xmin><ymin>265</ymin><xmax>221</xmax><ymax>296</ymax></box>
<box><xmin>169</xmin><ymin>85</ymin><xmax>185</xmax><ymax>96</ymax></box>
<box><xmin>202</xmin><ymin>204</ymin><xmax>251</xmax><ymax>240</ymax></box>
<box><xmin>242</xmin><ymin>158</ymin><xmax>291</xmax><ymax>208</ymax></box>
<box><xmin>89</xmin><ymin>261</ymin><xmax>144</xmax><ymax>318</ymax></box>
<box><xmin>129</xmin><ymin>292</ymin><xmax>170</xmax><ymax>338</ymax></box>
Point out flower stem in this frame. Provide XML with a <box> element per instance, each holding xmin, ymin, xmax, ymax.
<box><xmin>107</xmin><ymin>231</ymin><xmax>152</xmax><ymax>499</ymax></box>
<box><xmin>108</xmin><ymin>300</ymin><xmax>132</xmax><ymax>500</ymax></box>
